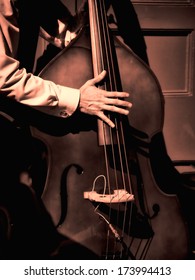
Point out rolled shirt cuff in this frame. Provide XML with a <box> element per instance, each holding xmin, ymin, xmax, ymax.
<box><xmin>56</xmin><ymin>85</ymin><xmax>80</xmax><ymax>118</ymax></box>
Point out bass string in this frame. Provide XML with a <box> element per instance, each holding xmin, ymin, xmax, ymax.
<box><xmin>92</xmin><ymin>0</ymin><xmax>121</xmax><ymax>258</ymax></box>
<box><xmin>95</xmin><ymin>0</ymin><xmax>134</xmax><ymax>257</ymax></box>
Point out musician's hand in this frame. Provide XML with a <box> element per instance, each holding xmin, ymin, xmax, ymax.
<box><xmin>79</xmin><ymin>70</ymin><xmax>132</xmax><ymax>128</ymax></box>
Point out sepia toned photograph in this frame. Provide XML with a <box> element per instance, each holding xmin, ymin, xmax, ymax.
<box><xmin>0</xmin><ymin>0</ymin><xmax>195</xmax><ymax>268</ymax></box>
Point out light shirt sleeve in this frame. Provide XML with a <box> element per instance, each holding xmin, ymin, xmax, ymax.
<box><xmin>0</xmin><ymin>53</ymin><xmax>80</xmax><ymax>118</ymax></box>
<box><xmin>0</xmin><ymin>6</ymin><xmax>80</xmax><ymax>118</ymax></box>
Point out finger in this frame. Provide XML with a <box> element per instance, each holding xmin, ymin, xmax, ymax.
<box><xmin>102</xmin><ymin>105</ymin><xmax>130</xmax><ymax>115</ymax></box>
<box><xmin>104</xmin><ymin>98</ymin><xmax>132</xmax><ymax>108</ymax></box>
<box><xmin>97</xmin><ymin>111</ymin><xmax>115</xmax><ymax>128</ymax></box>
<box><xmin>104</xmin><ymin>90</ymin><xmax>130</xmax><ymax>98</ymax></box>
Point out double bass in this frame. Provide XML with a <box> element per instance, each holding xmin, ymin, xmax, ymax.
<box><xmin>31</xmin><ymin>0</ymin><xmax>189</xmax><ymax>259</ymax></box>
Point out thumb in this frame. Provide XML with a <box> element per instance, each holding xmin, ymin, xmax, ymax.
<box><xmin>89</xmin><ymin>70</ymin><xmax>107</xmax><ymax>86</ymax></box>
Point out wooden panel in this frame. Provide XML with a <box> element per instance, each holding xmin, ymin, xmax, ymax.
<box><xmin>144</xmin><ymin>29</ymin><xmax>194</xmax><ymax>96</ymax></box>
